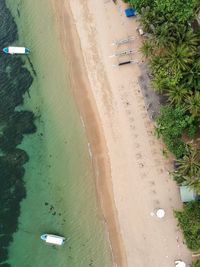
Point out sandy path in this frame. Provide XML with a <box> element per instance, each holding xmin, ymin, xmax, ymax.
<box><xmin>54</xmin><ymin>0</ymin><xmax>191</xmax><ymax>266</ymax></box>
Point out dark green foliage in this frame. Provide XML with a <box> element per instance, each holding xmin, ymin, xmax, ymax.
<box><xmin>174</xmin><ymin>202</ymin><xmax>200</xmax><ymax>251</ymax></box>
<box><xmin>155</xmin><ymin>106</ymin><xmax>195</xmax><ymax>158</ymax></box>
<box><xmin>129</xmin><ymin>0</ymin><xmax>200</xmax><ymax>24</ymax></box>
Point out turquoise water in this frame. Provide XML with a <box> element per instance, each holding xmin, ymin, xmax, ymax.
<box><xmin>5</xmin><ymin>0</ymin><xmax>113</xmax><ymax>266</ymax></box>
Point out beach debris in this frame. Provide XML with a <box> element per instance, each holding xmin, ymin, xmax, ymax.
<box><xmin>125</xmin><ymin>8</ymin><xmax>136</xmax><ymax>17</ymax></box>
<box><xmin>112</xmin><ymin>36</ymin><xmax>135</xmax><ymax>46</ymax></box>
<box><xmin>112</xmin><ymin>60</ymin><xmax>138</xmax><ymax>67</ymax></box>
<box><xmin>136</xmin><ymin>27</ymin><xmax>144</xmax><ymax>36</ymax></box>
<box><xmin>109</xmin><ymin>48</ymin><xmax>136</xmax><ymax>58</ymax></box>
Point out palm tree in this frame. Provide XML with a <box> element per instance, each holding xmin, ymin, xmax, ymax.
<box><xmin>140</xmin><ymin>40</ymin><xmax>154</xmax><ymax>58</ymax></box>
<box><xmin>174</xmin><ymin>26</ymin><xmax>199</xmax><ymax>47</ymax></box>
<box><xmin>166</xmin><ymin>85</ymin><xmax>190</xmax><ymax>106</ymax></box>
<box><xmin>153</xmin><ymin>23</ymin><xmax>176</xmax><ymax>48</ymax></box>
<box><xmin>164</xmin><ymin>43</ymin><xmax>195</xmax><ymax>72</ymax></box>
<box><xmin>173</xmin><ymin>145</ymin><xmax>200</xmax><ymax>193</ymax></box>
<box><xmin>185</xmin><ymin>91</ymin><xmax>200</xmax><ymax>118</ymax></box>
<box><xmin>182</xmin><ymin>58</ymin><xmax>200</xmax><ymax>90</ymax></box>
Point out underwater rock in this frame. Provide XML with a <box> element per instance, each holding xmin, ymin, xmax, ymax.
<box><xmin>0</xmin><ymin>264</ymin><xmax>11</xmax><ymax>267</ymax></box>
<box><xmin>0</xmin><ymin>1</ymin><xmax>18</xmax><ymax>47</ymax></box>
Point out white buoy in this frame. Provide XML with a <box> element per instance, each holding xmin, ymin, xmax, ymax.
<box><xmin>156</xmin><ymin>209</ymin><xmax>165</xmax><ymax>218</ymax></box>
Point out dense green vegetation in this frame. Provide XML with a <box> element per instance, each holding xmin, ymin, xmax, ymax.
<box><xmin>124</xmin><ymin>0</ymin><xmax>200</xmax><ymax>256</ymax></box>
<box><xmin>155</xmin><ymin>106</ymin><xmax>196</xmax><ymax>158</ymax></box>
<box><xmin>174</xmin><ymin>202</ymin><xmax>200</xmax><ymax>250</ymax></box>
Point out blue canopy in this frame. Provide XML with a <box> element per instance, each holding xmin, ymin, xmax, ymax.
<box><xmin>125</xmin><ymin>8</ymin><xmax>136</xmax><ymax>17</ymax></box>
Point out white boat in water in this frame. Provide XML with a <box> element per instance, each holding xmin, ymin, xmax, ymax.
<box><xmin>3</xmin><ymin>46</ymin><xmax>30</xmax><ymax>55</ymax></box>
<box><xmin>40</xmin><ymin>234</ymin><xmax>65</xmax><ymax>245</ymax></box>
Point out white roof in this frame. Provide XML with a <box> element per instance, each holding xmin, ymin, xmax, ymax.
<box><xmin>46</xmin><ymin>235</ymin><xmax>64</xmax><ymax>245</ymax></box>
<box><xmin>8</xmin><ymin>46</ymin><xmax>26</xmax><ymax>54</ymax></box>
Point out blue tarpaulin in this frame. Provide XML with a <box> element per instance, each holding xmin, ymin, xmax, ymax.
<box><xmin>125</xmin><ymin>8</ymin><xmax>136</xmax><ymax>17</ymax></box>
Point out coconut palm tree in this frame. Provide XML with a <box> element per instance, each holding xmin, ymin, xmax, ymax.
<box><xmin>185</xmin><ymin>91</ymin><xmax>200</xmax><ymax>118</ymax></box>
<box><xmin>140</xmin><ymin>40</ymin><xmax>154</xmax><ymax>58</ymax></box>
<box><xmin>164</xmin><ymin>43</ymin><xmax>195</xmax><ymax>72</ymax></box>
<box><xmin>166</xmin><ymin>85</ymin><xmax>191</xmax><ymax>106</ymax></box>
<box><xmin>173</xmin><ymin>145</ymin><xmax>200</xmax><ymax>193</ymax></box>
<box><xmin>174</xmin><ymin>26</ymin><xmax>199</xmax><ymax>47</ymax></box>
<box><xmin>182</xmin><ymin>59</ymin><xmax>200</xmax><ymax>90</ymax></box>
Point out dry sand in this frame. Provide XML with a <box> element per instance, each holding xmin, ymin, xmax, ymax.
<box><xmin>53</xmin><ymin>0</ymin><xmax>192</xmax><ymax>266</ymax></box>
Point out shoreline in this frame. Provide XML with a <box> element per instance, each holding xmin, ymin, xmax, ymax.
<box><xmin>53</xmin><ymin>0</ymin><xmax>192</xmax><ymax>266</ymax></box>
<box><xmin>52</xmin><ymin>0</ymin><xmax>127</xmax><ymax>266</ymax></box>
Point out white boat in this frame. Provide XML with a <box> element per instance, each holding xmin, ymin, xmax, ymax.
<box><xmin>40</xmin><ymin>234</ymin><xmax>65</xmax><ymax>246</ymax></box>
<box><xmin>3</xmin><ymin>46</ymin><xmax>30</xmax><ymax>55</ymax></box>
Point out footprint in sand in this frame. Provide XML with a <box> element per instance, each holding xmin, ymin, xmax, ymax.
<box><xmin>140</xmin><ymin>172</ymin><xmax>147</xmax><ymax>179</ymax></box>
<box><xmin>149</xmin><ymin>139</ymin><xmax>155</xmax><ymax>145</ymax></box>
<box><xmin>151</xmin><ymin>149</ymin><xmax>158</xmax><ymax>155</ymax></box>
<box><xmin>126</xmin><ymin>109</ymin><xmax>132</xmax><ymax>115</ymax></box>
<box><xmin>135</xmin><ymin>143</ymin><xmax>140</xmax><ymax>148</ymax></box>
<box><xmin>141</xmin><ymin>113</ymin><xmax>147</xmax><ymax>119</ymax></box>
<box><xmin>157</xmin><ymin>168</ymin><xmax>164</xmax><ymax>174</ymax></box>
<box><xmin>139</xmin><ymin>162</ymin><xmax>144</xmax><ymax>168</ymax></box>
<box><xmin>135</xmin><ymin>153</ymin><xmax>142</xmax><ymax>159</ymax></box>
<box><xmin>144</xmin><ymin>121</ymin><xmax>151</xmax><ymax>128</ymax></box>
<box><xmin>129</xmin><ymin>117</ymin><xmax>134</xmax><ymax>122</ymax></box>
<box><xmin>154</xmin><ymin>199</ymin><xmax>160</xmax><ymax>205</ymax></box>
<box><xmin>147</xmin><ymin>130</ymin><xmax>153</xmax><ymax>136</ymax></box>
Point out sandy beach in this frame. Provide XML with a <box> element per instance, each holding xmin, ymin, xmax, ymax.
<box><xmin>53</xmin><ymin>0</ymin><xmax>192</xmax><ymax>266</ymax></box>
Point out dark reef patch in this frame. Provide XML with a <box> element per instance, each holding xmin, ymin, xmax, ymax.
<box><xmin>0</xmin><ymin>1</ymin><xmax>36</xmax><ymax>265</ymax></box>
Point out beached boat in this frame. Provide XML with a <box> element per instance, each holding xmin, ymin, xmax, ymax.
<box><xmin>40</xmin><ymin>234</ymin><xmax>65</xmax><ymax>245</ymax></box>
<box><xmin>3</xmin><ymin>46</ymin><xmax>30</xmax><ymax>55</ymax></box>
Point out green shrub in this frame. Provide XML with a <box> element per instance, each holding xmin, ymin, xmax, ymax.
<box><xmin>155</xmin><ymin>106</ymin><xmax>193</xmax><ymax>158</ymax></box>
<box><xmin>174</xmin><ymin>202</ymin><xmax>200</xmax><ymax>251</ymax></box>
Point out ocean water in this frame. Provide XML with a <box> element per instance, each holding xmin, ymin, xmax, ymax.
<box><xmin>2</xmin><ymin>0</ymin><xmax>113</xmax><ymax>266</ymax></box>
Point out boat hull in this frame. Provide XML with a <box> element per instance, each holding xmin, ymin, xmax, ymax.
<box><xmin>40</xmin><ymin>234</ymin><xmax>65</xmax><ymax>245</ymax></box>
<box><xmin>2</xmin><ymin>46</ymin><xmax>30</xmax><ymax>55</ymax></box>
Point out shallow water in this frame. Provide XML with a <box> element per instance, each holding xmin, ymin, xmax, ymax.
<box><xmin>4</xmin><ymin>0</ymin><xmax>113</xmax><ymax>266</ymax></box>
